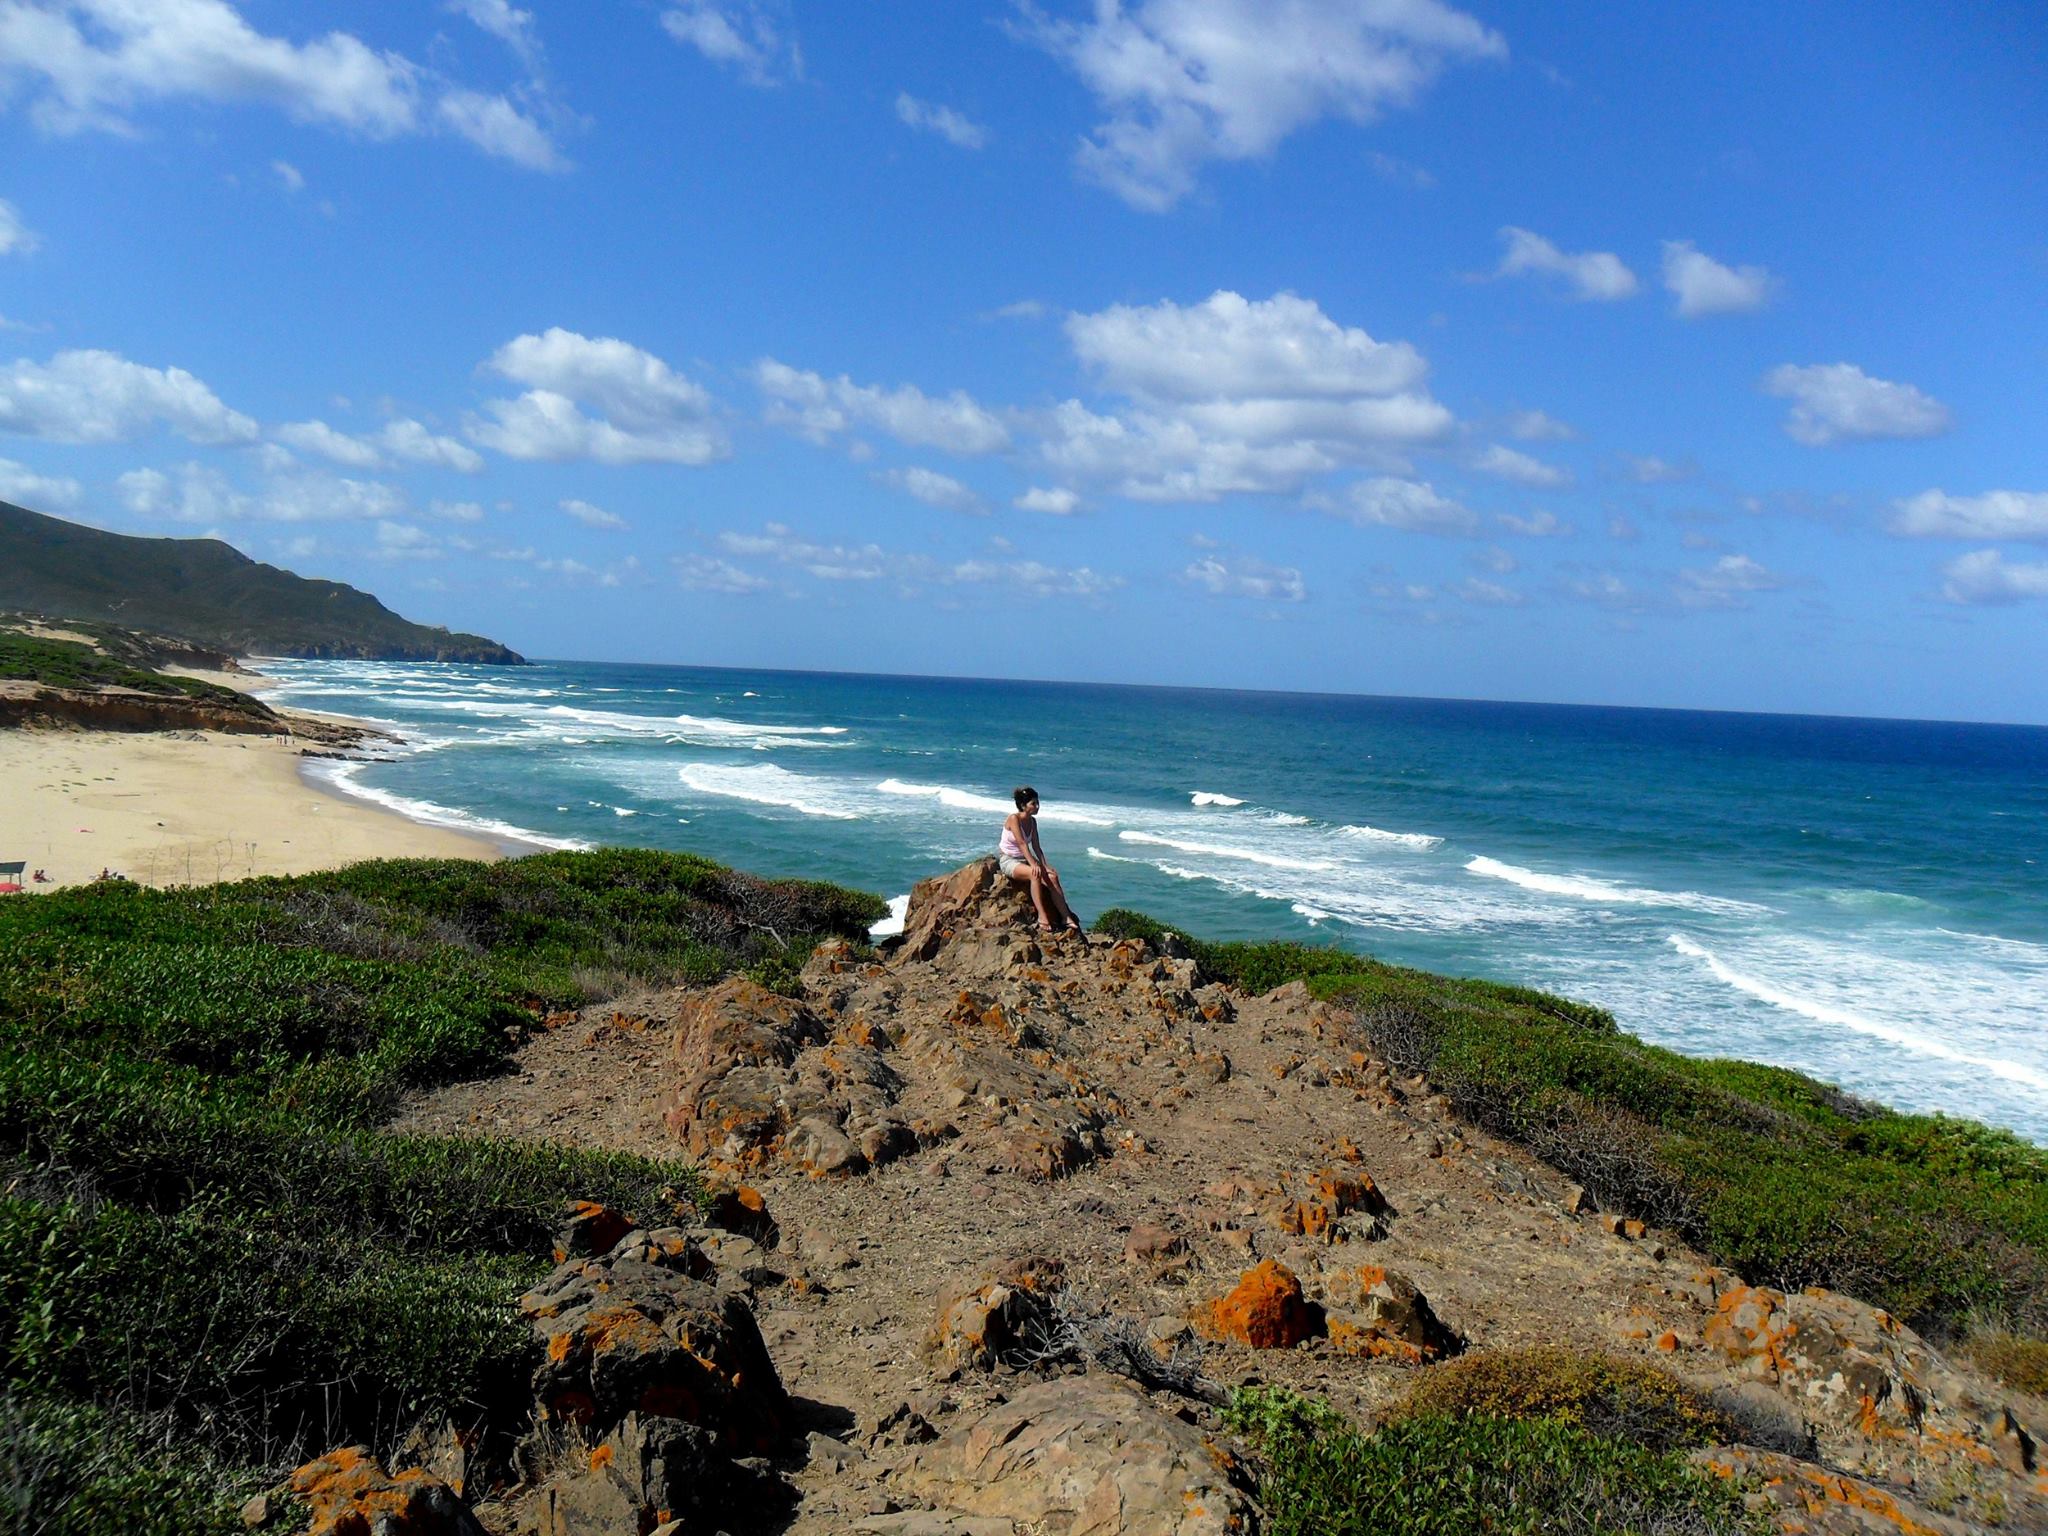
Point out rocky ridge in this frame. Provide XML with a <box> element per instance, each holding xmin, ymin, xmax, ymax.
<box><xmin>365</xmin><ymin>857</ymin><xmax>2048</xmax><ymax>1536</ymax></box>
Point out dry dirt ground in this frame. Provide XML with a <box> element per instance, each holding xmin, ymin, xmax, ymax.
<box><xmin>392</xmin><ymin>862</ymin><xmax>2046</xmax><ymax>1536</ymax></box>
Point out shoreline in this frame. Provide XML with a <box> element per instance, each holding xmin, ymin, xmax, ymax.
<box><xmin>1</xmin><ymin>663</ymin><xmax>506</xmax><ymax>890</ymax></box>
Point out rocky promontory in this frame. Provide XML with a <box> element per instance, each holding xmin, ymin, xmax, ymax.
<box><xmin>356</xmin><ymin>857</ymin><xmax>2047</xmax><ymax>1536</ymax></box>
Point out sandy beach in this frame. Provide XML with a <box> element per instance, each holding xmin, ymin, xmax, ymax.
<box><xmin>1</xmin><ymin>673</ymin><xmax>499</xmax><ymax>889</ymax></box>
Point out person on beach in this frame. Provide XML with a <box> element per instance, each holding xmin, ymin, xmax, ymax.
<box><xmin>1000</xmin><ymin>786</ymin><xmax>1082</xmax><ymax>936</ymax></box>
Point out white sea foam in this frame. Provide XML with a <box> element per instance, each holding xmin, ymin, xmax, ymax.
<box><xmin>613</xmin><ymin>807</ymin><xmax>637</xmax><ymax>817</ymax></box>
<box><xmin>1119</xmin><ymin>830</ymin><xmax>1334</xmax><ymax>872</ymax></box>
<box><xmin>675</xmin><ymin>763</ymin><xmax>864</xmax><ymax>820</ymax></box>
<box><xmin>876</xmin><ymin>778</ymin><xmax>1117</xmax><ymax>827</ymax></box>
<box><xmin>1937</xmin><ymin>928</ymin><xmax>2048</xmax><ymax>962</ymax></box>
<box><xmin>1340</xmin><ymin>823</ymin><xmax>1445</xmax><ymax>852</ymax></box>
<box><xmin>1190</xmin><ymin>791</ymin><xmax>1245</xmax><ymax>807</ymax></box>
<box><xmin>1293</xmin><ymin>903</ymin><xmax>1331</xmax><ymax>923</ymax></box>
<box><xmin>871</xmin><ymin>893</ymin><xmax>910</xmax><ymax>939</ymax></box>
<box><xmin>1667</xmin><ymin>934</ymin><xmax>2048</xmax><ymax>1092</ymax></box>
<box><xmin>1466</xmin><ymin>856</ymin><xmax>1767</xmax><ymax>916</ymax></box>
<box><xmin>307</xmin><ymin>759</ymin><xmax>588</xmax><ymax>851</ymax></box>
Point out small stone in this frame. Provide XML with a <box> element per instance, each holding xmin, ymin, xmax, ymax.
<box><xmin>807</xmin><ymin>1431</ymin><xmax>861</xmax><ymax>1469</ymax></box>
<box><xmin>239</xmin><ymin>1493</ymin><xmax>271</xmax><ymax>1529</ymax></box>
<box><xmin>1561</xmin><ymin>1183</ymin><xmax>1592</xmax><ymax>1215</ymax></box>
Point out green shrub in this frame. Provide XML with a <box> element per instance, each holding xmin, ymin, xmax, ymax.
<box><xmin>1225</xmin><ymin>1386</ymin><xmax>1765</xmax><ymax>1536</ymax></box>
<box><xmin>0</xmin><ymin>629</ymin><xmax>255</xmax><ymax>707</ymax></box>
<box><xmin>1390</xmin><ymin>1347</ymin><xmax>1729</xmax><ymax>1452</ymax></box>
<box><xmin>0</xmin><ymin>1389</ymin><xmax>256</xmax><ymax>1536</ymax></box>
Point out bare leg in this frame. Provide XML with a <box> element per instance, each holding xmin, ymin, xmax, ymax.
<box><xmin>1043</xmin><ymin>871</ymin><xmax>1080</xmax><ymax>931</ymax></box>
<box><xmin>1008</xmin><ymin>864</ymin><xmax>1056</xmax><ymax>929</ymax></box>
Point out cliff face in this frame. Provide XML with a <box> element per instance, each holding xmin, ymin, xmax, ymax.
<box><xmin>0</xmin><ymin>681</ymin><xmax>282</xmax><ymax>735</ymax></box>
<box><xmin>0</xmin><ymin>501</ymin><xmax>525</xmax><ymax>664</ymax></box>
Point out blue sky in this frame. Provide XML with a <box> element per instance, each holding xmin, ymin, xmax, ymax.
<box><xmin>2</xmin><ymin>2</ymin><xmax>2044</xmax><ymax>722</ymax></box>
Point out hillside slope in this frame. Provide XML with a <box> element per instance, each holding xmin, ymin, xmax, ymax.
<box><xmin>0</xmin><ymin>501</ymin><xmax>523</xmax><ymax>663</ymax></box>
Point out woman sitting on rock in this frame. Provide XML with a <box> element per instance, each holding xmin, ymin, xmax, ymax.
<box><xmin>1000</xmin><ymin>786</ymin><xmax>1082</xmax><ymax>936</ymax></box>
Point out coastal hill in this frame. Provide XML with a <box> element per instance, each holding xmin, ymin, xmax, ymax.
<box><xmin>8</xmin><ymin>846</ymin><xmax>2038</xmax><ymax>1532</ymax></box>
<box><xmin>0</xmin><ymin>500</ymin><xmax>523</xmax><ymax>664</ymax></box>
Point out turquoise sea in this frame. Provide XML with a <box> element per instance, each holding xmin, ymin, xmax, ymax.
<box><xmin>265</xmin><ymin>658</ymin><xmax>2048</xmax><ymax>1144</ymax></box>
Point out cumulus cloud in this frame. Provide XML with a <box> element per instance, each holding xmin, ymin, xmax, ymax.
<box><xmin>895</xmin><ymin>92</ymin><xmax>987</xmax><ymax>149</ymax></box>
<box><xmin>661</xmin><ymin>1</ymin><xmax>799</xmax><ymax>86</ymax></box>
<box><xmin>943</xmin><ymin>557</ymin><xmax>1121</xmax><ymax>600</ymax></box>
<box><xmin>1334</xmin><ymin>476</ymin><xmax>1478</xmax><ymax>535</ymax></box>
<box><xmin>1183</xmin><ymin>553</ymin><xmax>1306</xmax><ymax>602</ymax></box>
<box><xmin>0</xmin><ymin>348</ymin><xmax>257</xmax><ymax>444</ymax></box>
<box><xmin>0</xmin><ymin>199</ymin><xmax>37</xmax><ymax>254</ymax></box>
<box><xmin>270</xmin><ymin>159</ymin><xmax>304</xmax><ymax>192</ymax></box>
<box><xmin>277</xmin><ymin>419</ymin><xmax>381</xmax><ymax>468</ymax></box>
<box><xmin>674</xmin><ymin>553</ymin><xmax>772</xmax><ymax>594</ymax></box>
<box><xmin>1892</xmin><ymin>489</ymin><xmax>2048</xmax><ymax>542</ymax></box>
<box><xmin>1043</xmin><ymin>290</ymin><xmax>1450</xmax><ymax>502</ymax></box>
<box><xmin>1456</xmin><ymin>577</ymin><xmax>1523</xmax><ymax>606</ymax></box>
<box><xmin>560</xmin><ymin>497</ymin><xmax>626</xmax><ymax>530</ymax></box>
<box><xmin>1763</xmin><ymin>363</ymin><xmax>1951</xmax><ymax>446</ymax></box>
<box><xmin>1661</xmin><ymin>240</ymin><xmax>1771</xmax><ymax>317</ymax></box>
<box><xmin>877</xmin><ymin>465</ymin><xmax>984</xmax><ymax>515</ymax></box>
<box><xmin>1677</xmin><ymin>552</ymin><xmax>1782</xmax><ymax>607</ymax></box>
<box><xmin>448</xmin><ymin>0</ymin><xmax>540</xmax><ymax>65</ymax></box>
<box><xmin>430</xmin><ymin>499</ymin><xmax>484</xmax><ymax>522</ymax></box>
<box><xmin>1497</xmin><ymin>509</ymin><xmax>1567</xmax><ymax>537</ymax></box>
<box><xmin>0</xmin><ymin>0</ymin><xmax>562</xmax><ymax>168</ymax></box>
<box><xmin>1940</xmin><ymin>549</ymin><xmax>2048</xmax><ymax>605</ymax></box>
<box><xmin>1623</xmin><ymin>454</ymin><xmax>1693</xmax><ymax>484</ymax></box>
<box><xmin>378</xmin><ymin>418</ymin><xmax>484</xmax><ymax>472</ymax></box>
<box><xmin>711</xmin><ymin>522</ymin><xmax>1118</xmax><ymax>599</ymax></box>
<box><xmin>373</xmin><ymin>519</ymin><xmax>439</xmax><ymax>559</ymax></box>
<box><xmin>1014</xmin><ymin>486</ymin><xmax>1081</xmax><ymax>515</ymax></box>
<box><xmin>470</xmin><ymin>328</ymin><xmax>728</xmax><ymax>465</ymax></box>
<box><xmin>1473</xmin><ymin>443</ymin><xmax>1569</xmax><ymax>487</ymax></box>
<box><xmin>754</xmin><ymin>360</ymin><xmax>1010</xmax><ymax>455</ymax></box>
<box><xmin>1504</xmin><ymin>408</ymin><xmax>1573</xmax><ymax>441</ymax></box>
<box><xmin>275</xmin><ymin>416</ymin><xmax>482</xmax><ymax>472</ymax></box>
<box><xmin>1019</xmin><ymin>0</ymin><xmax>1504</xmax><ymax>211</ymax></box>
<box><xmin>718</xmin><ymin>523</ymin><xmax>887</xmax><ymax>581</ymax></box>
<box><xmin>1366</xmin><ymin>150</ymin><xmax>1434</xmax><ymax>188</ymax></box>
<box><xmin>118</xmin><ymin>460</ymin><xmax>404</xmax><ymax>523</ymax></box>
<box><xmin>0</xmin><ymin>454</ymin><xmax>79</xmax><ymax>506</ymax></box>
<box><xmin>1494</xmin><ymin>227</ymin><xmax>1638</xmax><ymax>301</ymax></box>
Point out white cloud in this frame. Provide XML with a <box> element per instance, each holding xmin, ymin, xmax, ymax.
<box><xmin>987</xmin><ymin>299</ymin><xmax>1049</xmax><ymax>321</ymax></box>
<box><xmin>1042</xmin><ymin>289</ymin><xmax>1450</xmax><ymax>501</ymax></box>
<box><xmin>560</xmin><ymin>496</ymin><xmax>626</xmax><ymax>530</ymax></box>
<box><xmin>661</xmin><ymin>1</ymin><xmax>799</xmax><ymax>86</ymax></box>
<box><xmin>0</xmin><ymin>454</ymin><xmax>79</xmax><ymax>506</ymax></box>
<box><xmin>448</xmin><ymin>0</ymin><xmax>539</xmax><ymax>65</ymax></box>
<box><xmin>1940</xmin><ymin>549</ymin><xmax>2048</xmax><ymax>605</ymax></box>
<box><xmin>1495</xmin><ymin>226</ymin><xmax>1638</xmax><ymax>301</ymax></box>
<box><xmin>674</xmin><ymin>553</ymin><xmax>771</xmax><ymax>594</ymax></box>
<box><xmin>718</xmin><ymin>522</ymin><xmax>886</xmax><ymax>581</ymax></box>
<box><xmin>0</xmin><ymin>0</ymin><xmax>563</xmax><ymax>168</ymax></box>
<box><xmin>0</xmin><ymin>199</ymin><xmax>36</xmax><ymax>255</ymax></box>
<box><xmin>378</xmin><ymin>418</ymin><xmax>483</xmax><ymax>472</ymax></box>
<box><xmin>1607</xmin><ymin>514</ymin><xmax>1640</xmax><ymax>541</ymax></box>
<box><xmin>436</xmin><ymin>88</ymin><xmax>565</xmax><ymax>172</ymax></box>
<box><xmin>943</xmin><ymin>558</ymin><xmax>1121</xmax><ymax>600</ymax></box>
<box><xmin>878</xmin><ymin>465</ymin><xmax>983</xmax><ymax>515</ymax></box>
<box><xmin>895</xmin><ymin>92</ymin><xmax>987</xmax><ymax>149</ymax></box>
<box><xmin>754</xmin><ymin>360</ymin><xmax>1010</xmax><ymax>455</ymax></box>
<box><xmin>1892</xmin><ymin>489</ymin><xmax>2048</xmax><ymax>542</ymax></box>
<box><xmin>1015</xmin><ymin>486</ymin><xmax>1081</xmax><ymax>515</ymax></box>
<box><xmin>277</xmin><ymin>419</ymin><xmax>383</xmax><ymax>469</ymax></box>
<box><xmin>1474</xmin><ymin>442</ymin><xmax>1569</xmax><ymax>487</ymax></box>
<box><xmin>118</xmin><ymin>460</ymin><xmax>404</xmax><ymax>523</ymax></box>
<box><xmin>1183</xmin><ymin>553</ymin><xmax>1306</xmax><ymax>602</ymax></box>
<box><xmin>1623</xmin><ymin>454</ymin><xmax>1693</xmax><ymax>484</ymax></box>
<box><xmin>1763</xmin><ymin>363</ymin><xmax>1951</xmax><ymax>447</ymax></box>
<box><xmin>1456</xmin><ymin>577</ymin><xmax>1523</xmax><ymax>606</ymax></box>
<box><xmin>1069</xmin><ymin>289</ymin><xmax>1426</xmax><ymax>400</ymax></box>
<box><xmin>1661</xmin><ymin>239</ymin><xmax>1771</xmax><ymax>317</ymax></box>
<box><xmin>373</xmin><ymin>519</ymin><xmax>439</xmax><ymax>559</ymax></box>
<box><xmin>470</xmin><ymin>328</ymin><xmax>728</xmax><ymax>465</ymax></box>
<box><xmin>1335</xmin><ymin>476</ymin><xmax>1478</xmax><ymax>535</ymax></box>
<box><xmin>1567</xmin><ymin>570</ymin><xmax>1643</xmax><ymax>611</ymax></box>
<box><xmin>1678</xmin><ymin>552</ymin><xmax>1782</xmax><ymax>607</ymax></box>
<box><xmin>1504</xmin><ymin>408</ymin><xmax>1573</xmax><ymax>441</ymax></box>
<box><xmin>1366</xmin><ymin>150</ymin><xmax>1434</xmax><ymax>188</ymax></box>
<box><xmin>0</xmin><ymin>348</ymin><xmax>257</xmax><ymax>444</ymax></box>
<box><xmin>1497</xmin><ymin>509</ymin><xmax>1568</xmax><ymax>537</ymax></box>
<box><xmin>1020</xmin><ymin>0</ymin><xmax>1505</xmax><ymax>211</ymax></box>
<box><xmin>270</xmin><ymin>158</ymin><xmax>304</xmax><ymax>192</ymax></box>
<box><xmin>1471</xmin><ymin>545</ymin><xmax>1516</xmax><ymax>574</ymax></box>
<box><xmin>429</xmin><ymin>499</ymin><xmax>484</xmax><ymax>522</ymax></box>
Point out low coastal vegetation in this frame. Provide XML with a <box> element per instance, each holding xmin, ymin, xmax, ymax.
<box><xmin>0</xmin><ymin>628</ymin><xmax>253</xmax><ymax>706</ymax></box>
<box><xmin>1226</xmin><ymin>1376</ymin><xmax>1767</xmax><ymax>1536</ymax></box>
<box><xmin>0</xmin><ymin>849</ymin><xmax>886</xmax><ymax>1531</ymax></box>
<box><xmin>1099</xmin><ymin>908</ymin><xmax>2048</xmax><ymax>1352</ymax></box>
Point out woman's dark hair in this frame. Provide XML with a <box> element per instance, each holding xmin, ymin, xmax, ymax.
<box><xmin>1013</xmin><ymin>786</ymin><xmax>1039</xmax><ymax>809</ymax></box>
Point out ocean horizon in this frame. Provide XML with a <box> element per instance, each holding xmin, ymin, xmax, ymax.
<box><xmin>268</xmin><ymin>655</ymin><xmax>2048</xmax><ymax>1145</ymax></box>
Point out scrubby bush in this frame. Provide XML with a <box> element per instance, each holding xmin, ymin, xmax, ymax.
<box><xmin>1964</xmin><ymin>1333</ymin><xmax>2048</xmax><ymax>1398</ymax></box>
<box><xmin>1225</xmin><ymin>1385</ymin><xmax>1764</xmax><ymax>1536</ymax></box>
<box><xmin>1102</xmin><ymin>905</ymin><xmax>2048</xmax><ymax>1340</ymax></box>
<box><xmin>0</xmin><ymin>1389</ymin><xmax>255</xmax><ymax>1536</ymax></box>
<box><xmin>1390</xmin><ymin>1347</ymin><xmax>1728</xmax><ymax>1453</ymax></box>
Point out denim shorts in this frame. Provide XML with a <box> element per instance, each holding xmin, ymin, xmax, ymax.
<box><xmin>998</xmin><ymin>854</ymin><xmax>1030</xmax><ymax>879</ymax></box>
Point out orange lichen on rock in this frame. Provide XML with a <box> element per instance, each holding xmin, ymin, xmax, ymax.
<box><xmin>1201</xmin><ymin>1261</ymin><xmax>1320</xmax><ymax>1349</ymax></box>
<box><xmin>288</xmin><ymin>1447</ymin><xmax>484</xmax><ymax>1536</ymax></box>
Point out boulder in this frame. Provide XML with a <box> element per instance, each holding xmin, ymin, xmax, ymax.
<box><xmin>521</xmin><ymin>1231</ymin><xmax>786</xmax><ymax>1454</ymax></box>
<box><xmin>896</xmin><ymin>858</ymin><xmax>1043</xmax><ymax>963</ymax></box>
<box><xmin>928</xmin><ymin>1256</ymin><xmax>1066</xmax><ymax>1373</ymax></box>
<box><xmin>894</xmin><ymin>1376</ymin><xmax>1253</xmax><ymax>1535</ymax></box>
<box><xmin>1694</xmin><ymin>1446</ymin><xmax>1981</xmax><ymax>1536</ymax></box>
<box><xmin>1320</xmin><ymin>1265</ymin><xmax>1458</xmax><ymax>1363</ymax></box>
<box><xmin>1199</xmin><ymin>1260</ymin><xmax>1319</xmax><ymax>1350</ymax></box>
<box><xmin>553</xmin><ymin>1200</ymin><xmax>635</xmax><ymax>1265</ymax></box>
<box><xmin>287</xmin><ymin>1447</ymin><xmax>487</xmax><ymax>1536</ymax></box>
<box><xmin>663</xmin><ymin>978</ymin><xmax>826</xmax><ymax>1169</ymax></box>
<box><xmin>537</xmin><ymin>1414</ymin><xmax>715</xmax><ymax>1536</ymax></box>
<box><xmin>1701</xmin><ymin>1283</ymin><xmax>2039</xmax><ymax>1486</ymax></box>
